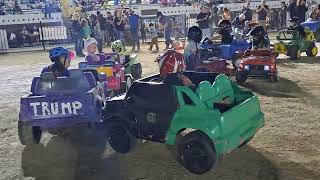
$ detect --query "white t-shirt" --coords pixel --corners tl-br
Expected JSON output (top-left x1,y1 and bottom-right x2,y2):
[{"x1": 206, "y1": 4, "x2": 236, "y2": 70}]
[{"x1": 183, "y1": 39, "x2": 198, "y2": 59}]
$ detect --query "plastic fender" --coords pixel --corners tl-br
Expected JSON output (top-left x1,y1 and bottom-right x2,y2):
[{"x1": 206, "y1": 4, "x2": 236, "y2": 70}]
[
  {"x1": 305, "y1": 29, "x2": 315, "y2": 41},
  {"x1": 274, "y1": 42, "x2": 287, "y2": 54},
  {"x1": 165, "y1": 112, "x2": 226, "y2": 155},
  {"x1": 97, "y1": 67, "x2": 113, "y2": 77}
]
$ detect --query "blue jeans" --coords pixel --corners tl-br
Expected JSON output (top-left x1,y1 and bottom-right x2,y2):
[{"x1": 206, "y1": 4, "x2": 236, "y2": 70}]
[
  {"x1": 74, "y1": 37, "x2": 83, "y2": 56},
  {"x1": 131, "y1": 30, "x2": 140, "y2": 50},
  {"x1": 164, "y1": 29, "x2": 173, "y2": 49},
  {"x1": 115, "y1": 30, "x2": 125, "y2": 42}
]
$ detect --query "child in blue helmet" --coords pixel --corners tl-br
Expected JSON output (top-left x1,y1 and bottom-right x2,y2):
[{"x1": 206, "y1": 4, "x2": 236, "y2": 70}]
[{"x1": 42, "y1": 47, "x2": 73, "y2": 77}]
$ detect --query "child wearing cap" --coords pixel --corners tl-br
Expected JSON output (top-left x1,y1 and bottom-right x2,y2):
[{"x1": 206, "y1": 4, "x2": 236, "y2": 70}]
[{"x1": 84, "y1": 37, "x2": 101, "y2": 62}]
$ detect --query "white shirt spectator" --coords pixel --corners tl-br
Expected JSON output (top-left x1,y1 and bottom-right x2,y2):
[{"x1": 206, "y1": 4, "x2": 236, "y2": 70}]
[{"x1": 6, "y1": 0, "x2": 15, "y2": 9}]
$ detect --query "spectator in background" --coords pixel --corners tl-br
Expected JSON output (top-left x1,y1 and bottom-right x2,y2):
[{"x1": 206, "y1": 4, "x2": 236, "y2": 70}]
[
  {"x1": 316, "y1": 4, "x2": 320, "y2": 18},
  {"x1": 71, "y1": 13, "x2": 85, "y2": 57},
  {"x1": 256, "y1": 0, "x2": 270, "y2": 31},
  {"x1": 29, "y1": 26, "x2": 40, "y2": 44},
  {"x1": 295, "y1": 0, "x2": 308, "y2": 23},
  {"x1": 279, "y1": 1, "x2": 288, "y2": 30},
  {"x1": 8, "y1": 32, "x2": 18, "y2": 47},
  {"x1": 93, "y1": 22, "x2": 104, "y2": 53},
  {"x1": 212, "y1": 4, "x2": 219, "y2": 27},
  {"x1": 148, "y1": 23, "x2": 159, "y2": 52},
  {"x1": 6, "y1": 0, "x2": 15, "y2": 15},
  {"x1": 20, "y1": 26, "x2": 30, "y2": 46},
  {"x1": 140, "y1": 20, "x2": 147, "y2": 43},
  {"x1": 222, "y1": 7, "x2": 231, "y2": 21},
  {"x1": 44, "y1": 0, "x2": 53, "y2": 18},
  {"x1": 308, "y1": 11, "x2": 318, "y2": 21},
  {"x1": 172, "y1": 16, "x2": 181, "y2": 40},
  {"x1": 157, "y1": 11, "x2": 174, "y2": 50},
  {"x1": 232, "y1": 14, "x2": 246, "y2": 29},
  {"x1": 128, "y1": 9, "x2": 140, "y2": 51},
  {"x1": 114, "y1": 9, "x2": 125, "y2": 44},
  {"x1": 288, "y1": 0, "x2": 297, "y2": 19},
  {"x1": 309, "y1": 1, "x2": 317, "y2": 15},
  {"x1": 197, "y1": 4, "x2": 211, "y2": 39},
  {"x1": 242, "y1": 0, "x2": 252, "y2": 22},
  {"x1": 97, "y1": 11, "x2": 107, "y2": 45},
  {"x1": 0, "y1": 8, "x2": 4, "y2": 16},
  {"x1": 81, "y1": 18, "x2": 92, "y2": 39},
  {"x1": 218, "y1": 6, "x2": 223, "y2": 19},
  {"x1": 13, "y1": 2, "x2": 22, "y2": 14},
  {"x1": 106, "y1": 11, "x2": 115, "y2": 44},
  {"x1": 0, "y1": 0, "x2": 5, "y2": 8}
]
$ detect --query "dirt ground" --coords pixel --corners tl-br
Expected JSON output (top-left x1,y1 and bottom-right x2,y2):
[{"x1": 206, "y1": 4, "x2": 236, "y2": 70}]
[{"x1": 0, "y1": 42, "x2": 320, "y2": 180}]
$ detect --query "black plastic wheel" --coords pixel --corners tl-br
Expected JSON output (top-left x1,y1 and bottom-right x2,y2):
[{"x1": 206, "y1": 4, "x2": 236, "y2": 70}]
[
  {"x1": 18, "y1": 121, "x2": 42, "y2": 145},
  {"x1": 315, "y1": 29, "x2": 320, "y2": 42},
  {"x1": 106, "y1": 121, "x2": 135, "y2": 154},
  {"x1": 306, "y1": 43, "x2": 318, "y2": 57},
  {"x1": 236, "y1": 71, "x2": 247, "y2": 83},
  {"x1": 177, "y1": 131, "x2": 217, "y2": 174},
  {"x1": 131, "y1": 63, "x2": 142, "y2": 80},
  {"x1": 270, "y1": 74, "x2": 279, "y2": 83},
  {"x1": 287, "y1": 46, "x2": 300, "y2": 60}
]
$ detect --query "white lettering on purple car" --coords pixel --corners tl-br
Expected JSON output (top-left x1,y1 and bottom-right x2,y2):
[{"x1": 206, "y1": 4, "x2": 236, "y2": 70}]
[{"x1": 30, "y1": 101, "x2": 83, "y2": 116}]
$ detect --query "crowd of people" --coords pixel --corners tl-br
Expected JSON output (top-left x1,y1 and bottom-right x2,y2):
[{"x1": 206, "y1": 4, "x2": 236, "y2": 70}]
[
  {"x1": 4, "y1": 0, "x2": 320, "y2": 53},
  {"x1": 70, "y1": 9, "x2": 144, "y2": 56},
  {"x1": 194, "y1": 0, "x2": 318, "y2": 37},
  {"x1": 70, "y1": 7, "x2": 185, "y2": 56},
  {"x1": 0, "y1": 0, "x2": 22, "y2": 15},
  {"x1": 0, "y1": 0, "x2": 61, "y2": 17}
]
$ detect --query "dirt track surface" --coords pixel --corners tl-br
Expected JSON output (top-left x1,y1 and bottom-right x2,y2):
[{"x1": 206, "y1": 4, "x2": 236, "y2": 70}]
[{"x1": 0, "y1": 44, "x2": 320, "y2": 180}]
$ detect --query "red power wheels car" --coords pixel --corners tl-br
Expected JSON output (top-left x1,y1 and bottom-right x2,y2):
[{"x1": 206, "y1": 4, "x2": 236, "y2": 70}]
[{"x1": 235, "y1": 49, "x2": 279, "y2": 83}]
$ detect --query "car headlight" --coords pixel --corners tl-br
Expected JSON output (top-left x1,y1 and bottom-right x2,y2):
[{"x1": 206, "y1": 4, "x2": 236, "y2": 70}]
[
  {"x1": 244, "y1": 65, "x2": 249, "y2": 70},
  {"x1": 264, "y1": 65, "x2": 270, "y2": 71}
]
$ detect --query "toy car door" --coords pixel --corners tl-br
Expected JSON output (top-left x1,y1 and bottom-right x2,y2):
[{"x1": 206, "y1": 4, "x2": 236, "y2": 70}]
[{"x1": 126, "y1": 82, "x2": 178, "y2": 142}]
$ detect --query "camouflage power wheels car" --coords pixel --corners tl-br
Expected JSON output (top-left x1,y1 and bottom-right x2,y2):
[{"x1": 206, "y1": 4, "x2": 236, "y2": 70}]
[{"x1": 103, "y1": 72, "x2": 265, "y2": 174}]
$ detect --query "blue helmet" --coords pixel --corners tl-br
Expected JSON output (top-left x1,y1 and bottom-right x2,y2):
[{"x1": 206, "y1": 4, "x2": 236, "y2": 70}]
[{"x1": 49, "y1": 47, "x2": 70, "y2": 62}]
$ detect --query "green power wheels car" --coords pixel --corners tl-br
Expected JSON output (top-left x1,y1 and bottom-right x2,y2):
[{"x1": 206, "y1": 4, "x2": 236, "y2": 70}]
[
  {"x1": 103, "y1": 72, "x2": 265, "y2": 174},
  {"x1": 274, "y1": 29, "x2": 318, "y2": 60}
]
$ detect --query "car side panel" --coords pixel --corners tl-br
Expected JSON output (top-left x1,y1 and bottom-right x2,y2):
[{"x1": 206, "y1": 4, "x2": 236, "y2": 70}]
[
  {"x1": 19, "y1": 92, "x2": 101, "y2": 129},
  {"x1": 219, "y1": 96, "x2": 264, "y2": 152},
  {"x1": 125, "y1": 82, "x2": 179, "y2": 142}
]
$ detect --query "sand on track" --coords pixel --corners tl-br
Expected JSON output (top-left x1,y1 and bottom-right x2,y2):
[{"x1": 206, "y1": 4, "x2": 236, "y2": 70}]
[{"x1": 0, "y1": 44, "x2": 319, "y2": 180}]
